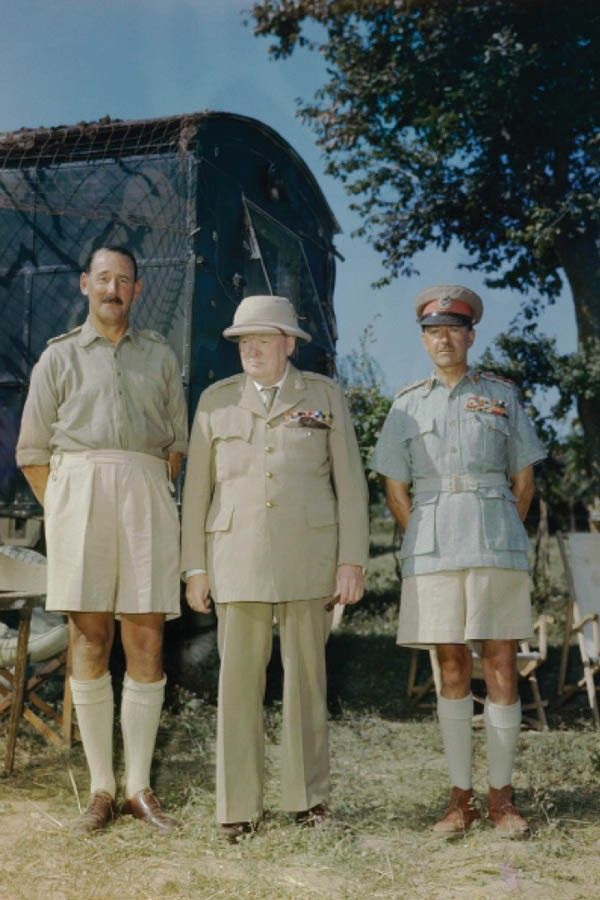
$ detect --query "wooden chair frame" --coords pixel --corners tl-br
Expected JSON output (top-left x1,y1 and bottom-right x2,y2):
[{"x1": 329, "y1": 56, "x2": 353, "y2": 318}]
[
  {"x1": 556, "y1": 532, "x2": 600, "y2": 728},
  {"x1": 407, "y1": 614, "x2": 553, "y2": 731}
]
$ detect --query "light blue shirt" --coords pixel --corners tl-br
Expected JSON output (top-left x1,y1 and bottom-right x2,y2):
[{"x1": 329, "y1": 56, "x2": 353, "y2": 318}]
[{"x1": 370, "y1": 369, "x2": 546, "y2": 576}]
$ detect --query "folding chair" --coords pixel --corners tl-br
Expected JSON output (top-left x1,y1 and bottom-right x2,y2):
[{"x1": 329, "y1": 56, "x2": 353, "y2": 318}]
[
  {"x1": 408, "y1": 614, "x2": 553, "y2": 731},
  {"x1": 0, "y1": 545, "x2": 74, "y2": 774},
  {"x1": 557, "y1": 532, "x2": 600, "y2": 727}
]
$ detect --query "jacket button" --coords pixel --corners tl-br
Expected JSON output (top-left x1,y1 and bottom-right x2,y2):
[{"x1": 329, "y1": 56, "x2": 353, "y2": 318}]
[
  {"x1": 266, "y1": 422, "x2": 272, "y2": 429},
  {"x1": 265, "y1": 471, "x2": 273, "y2": 478},
  {"x1": 265, "y1": 445, "x2": 274, "y2": 453},
  {"x1": 266, "y1": 501, "x2": 273, "y2": 508}
]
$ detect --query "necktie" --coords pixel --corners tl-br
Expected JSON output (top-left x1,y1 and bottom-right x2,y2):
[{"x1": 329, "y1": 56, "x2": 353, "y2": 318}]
[{"x1": 261, "y1": 386, "x2": 277, "y2": 411}]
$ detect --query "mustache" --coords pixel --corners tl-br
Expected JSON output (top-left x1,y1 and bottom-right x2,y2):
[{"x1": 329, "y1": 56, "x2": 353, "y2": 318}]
[{"x1": 102, "y1": 297, "x2": 123, "y2": 305}]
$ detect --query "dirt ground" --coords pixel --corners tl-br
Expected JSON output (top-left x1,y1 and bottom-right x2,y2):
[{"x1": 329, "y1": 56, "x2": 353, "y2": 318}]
[
  {"x1": 2, "y1": 529, "x2": 599, "y2": 899},
  {"x1": 2, "y1": 655, "x2": 600, "y2": 900}
]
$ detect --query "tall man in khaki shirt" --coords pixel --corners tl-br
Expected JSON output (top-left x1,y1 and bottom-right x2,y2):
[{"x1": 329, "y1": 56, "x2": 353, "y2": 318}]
[
  {"x1": 16, "y1": 245, "x2": 188, "y2": 834},
  {"x1": 181, "y1": 295, "x2": 369, "y2": 841}
]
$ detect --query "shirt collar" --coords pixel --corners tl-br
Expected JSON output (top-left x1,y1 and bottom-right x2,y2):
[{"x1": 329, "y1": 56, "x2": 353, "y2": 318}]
[
  {"x1": 424, "y1": 367, "x2": 477, "y2": 396},
  {"x1": 78, "y1": 317, "x2": 141, "y2": 348},
  {"x1": 252, "y1": 363, "x2": 289, "y2": 395}
]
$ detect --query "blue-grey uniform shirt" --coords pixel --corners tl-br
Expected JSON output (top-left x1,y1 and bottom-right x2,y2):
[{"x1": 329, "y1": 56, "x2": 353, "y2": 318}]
[{"x1": 370, "y1": 369, "x2": 545, "y2": 576}]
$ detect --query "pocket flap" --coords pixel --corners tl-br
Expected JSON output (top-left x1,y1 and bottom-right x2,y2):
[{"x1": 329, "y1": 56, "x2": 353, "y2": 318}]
[
  {"x1": 473, "y1": 412, "x2": 510, "y2": 435},
  {"x1": 306, "y1": 503, "x2": 338, "y2": 527},
  {"x1": 206, "y1": 505, "x2": 233, "y2": 533},
  {"x1": 211, "y1": 408, "x2": 253, "y2": 442}
]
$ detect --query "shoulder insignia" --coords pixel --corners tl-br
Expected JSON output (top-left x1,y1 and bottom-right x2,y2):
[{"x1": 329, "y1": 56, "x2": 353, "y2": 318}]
[
  {"x1": 300, "y1": 371, "x2": 334, "y2": 386},
  {"x1": 395, "y1": 377, "x2": 430, "y2": 399},
  {"x1": 46, "y1": 325, "x2": 82, "y2": 345},
  {"x1": 140, "y1": 329, "x2": 167, "y2": 344},
  {"x1": 479, "y1": 371, "x2": 515, "y2": 388}
]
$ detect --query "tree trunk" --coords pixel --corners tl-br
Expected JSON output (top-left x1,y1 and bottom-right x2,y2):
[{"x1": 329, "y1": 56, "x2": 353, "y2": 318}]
[{"x1": 554, "y1": 229, "x2": 600, "y2": 481}]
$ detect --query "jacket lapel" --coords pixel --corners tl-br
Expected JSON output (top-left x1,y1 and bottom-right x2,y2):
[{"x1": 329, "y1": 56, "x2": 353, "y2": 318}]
[
  {"x1": 270, "y1": 365, "x2": 307, "y2": 420},
  {"x1": 239, "y1": 375, "x2": 267, "y2": 418}
]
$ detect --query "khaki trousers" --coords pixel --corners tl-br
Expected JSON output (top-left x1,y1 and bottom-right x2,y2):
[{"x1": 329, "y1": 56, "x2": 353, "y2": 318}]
[{"x1": 216, "y1": 597, "x2": 330, "y2": 824}]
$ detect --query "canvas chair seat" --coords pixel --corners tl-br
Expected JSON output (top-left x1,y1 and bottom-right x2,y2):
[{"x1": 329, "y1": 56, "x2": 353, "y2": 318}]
[
  {"x1": 0, "y1": 545, "x2": 74, "y2": 774},
  {"x1": 557, "y1": 532, "x2": 600, "y2": 727}
]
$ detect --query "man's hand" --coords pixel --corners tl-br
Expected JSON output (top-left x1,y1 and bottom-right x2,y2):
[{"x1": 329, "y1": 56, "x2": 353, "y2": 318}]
[
  {"x1": 186, "y1": 572, "x2": 212, "y2": 614},
  {"x1": 168, "y1": 451, "x2": 184, "y2": 482},
  {"x1": 21, "y1": 464, "x2": 50, "y2": 506},
  {"x1": 333, "y1": 564, "x2": 365, "y2": 606}
]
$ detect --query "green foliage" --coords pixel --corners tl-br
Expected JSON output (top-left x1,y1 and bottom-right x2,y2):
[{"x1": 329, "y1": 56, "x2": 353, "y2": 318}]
[
  {"x1": 480, "y1": 324, "x2": 600, "y2": 517},
  {"x1": 339, "y1": 321, "x2": 392, "y2": 505},
  {"x1": 252, "y1": 0, "x2": 600, "y2": 479},
  {"x1": 252, "y1": 0, "x2": 600, "y2": 295}
]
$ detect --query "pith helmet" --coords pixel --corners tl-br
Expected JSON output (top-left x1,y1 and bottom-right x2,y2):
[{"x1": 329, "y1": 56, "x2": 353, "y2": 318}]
[
  {"x1": 415, "y1": 285, "x2": 483, "y2": 326},
  {"x1": 222, "y1": 295, "x2": 311, "y2": 343}
]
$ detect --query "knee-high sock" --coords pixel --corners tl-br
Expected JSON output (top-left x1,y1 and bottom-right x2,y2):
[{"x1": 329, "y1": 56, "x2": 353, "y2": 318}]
[
  {"x1": 484, "y1": 698, "x2": 522, "y2": 789},
  {"x1": 120, "y1": 673, "x2": 166, "y2": 799},
  {"x1": 437, "y1": 694, "x2": 474, "y2": 790},
  {"x1": 70, "y1": 671, "x2": 116, "y2": 798}
]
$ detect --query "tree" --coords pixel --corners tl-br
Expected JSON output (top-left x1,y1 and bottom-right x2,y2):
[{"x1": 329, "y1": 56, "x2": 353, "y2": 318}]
[
  {"x1": 338, "y1": 321, "x2": 392, "y2": 508},
  {"x1": 251, "y1": 0, "x2": 600, "y2": 478}
]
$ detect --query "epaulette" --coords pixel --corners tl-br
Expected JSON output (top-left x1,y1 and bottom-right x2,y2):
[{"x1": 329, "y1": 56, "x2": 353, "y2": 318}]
[
  {"x1": 479, "y1": 371, "x2": 515, "y2": 388},
  {"x1": 140, "y1": 329, "x2": 167, "y2": 344},
  {"x1": 202, "y1": 373, "x2": 244, "y2": 394},
  {"x1": 302, "y1": 371, "x2": 334, "y2": 386},
  {"x1": 395, "y1": 377, "x2": 430, "y2": 399},
  {"x1": 46, "y1": 325, "x2": 82, "y2": 346}
]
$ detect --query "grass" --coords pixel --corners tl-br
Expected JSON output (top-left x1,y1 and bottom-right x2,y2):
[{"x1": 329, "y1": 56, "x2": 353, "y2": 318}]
[{"x1": 1, "y1": 518, "x2": 600, "y2": 899}]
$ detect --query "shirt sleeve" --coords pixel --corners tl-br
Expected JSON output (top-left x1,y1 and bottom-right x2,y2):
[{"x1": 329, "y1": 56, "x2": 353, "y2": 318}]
[
  {"x1": 507, "y1": 396, "x2": 546, "y2": 475},
  {"x1": 164, "y1": 350, "x2": 188, "y2": 455},
  {"x1": 15, "y1": 351, "x2": 59, "y2": 466},
  {"x1": 369, "y1": 403, "x2": 414, "y2": 483}
]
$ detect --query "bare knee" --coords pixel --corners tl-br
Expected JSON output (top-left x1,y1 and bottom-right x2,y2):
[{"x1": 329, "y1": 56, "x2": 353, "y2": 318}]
[
  {"x1": 481, "y1": 640, "x2": 518, "y2": 704},
  {"x1": 69, "y1": 613, "x2": 114, "y2": 679},
  {"x1": 121, "y1": 614, "x2": 165, "y2": 682},
  {"x1": 436, "y1": 644, "x2": 472, "y2": 699}
]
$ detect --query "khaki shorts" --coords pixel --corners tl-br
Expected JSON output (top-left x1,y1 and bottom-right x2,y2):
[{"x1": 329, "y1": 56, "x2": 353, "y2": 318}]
[
  {"x1": 44, "y1": 450, "x2": 181, "y2": 619},
  {"x1": 398, "y1": 567, "x2": 532, "y2": 646}
]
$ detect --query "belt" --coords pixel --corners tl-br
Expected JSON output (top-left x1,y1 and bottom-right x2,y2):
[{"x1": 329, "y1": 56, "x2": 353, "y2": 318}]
[{"x1": 413, "y1": 474, "x2": 507, "y2": 493}]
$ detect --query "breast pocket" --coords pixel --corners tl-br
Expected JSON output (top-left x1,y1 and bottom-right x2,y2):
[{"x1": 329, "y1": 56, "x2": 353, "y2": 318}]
[
  {"x1": 211, "y1": 409, "x2": 254, "y2": 480},
  {"x1": 469, "y1": 413, "x2": 510, "y2": 468},
  {"x1": 283, "y1": 425, "x2": 329, "y2": 467},
  {"x1": 400, "y1": 493, "x2": 438, "y2": 559},
  {"x1": 409, "y1": 418, "x2": 437, "y2": 472}
]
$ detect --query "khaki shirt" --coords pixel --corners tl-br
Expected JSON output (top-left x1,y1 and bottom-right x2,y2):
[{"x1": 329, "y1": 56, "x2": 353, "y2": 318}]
[
  {"x1": 16, "y1": 318, "x2": 188, "y2": 465},
  {"x1": 181, "y1": 365, "x2": 369, "y2": 604},
  {"x1": 371, "y1": 369, "x2": 545, "y2": 575}
]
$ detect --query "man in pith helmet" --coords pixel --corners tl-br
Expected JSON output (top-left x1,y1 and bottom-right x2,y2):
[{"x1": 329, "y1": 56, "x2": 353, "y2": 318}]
[{"x1": 181, "y1": 294, "x2": 369, "y2": 841}]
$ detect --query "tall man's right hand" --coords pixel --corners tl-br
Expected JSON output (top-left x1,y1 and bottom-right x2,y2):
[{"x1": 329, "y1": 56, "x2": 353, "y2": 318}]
[{"x1": 186, "y1": 573, "x2": 212, "y2": 614}]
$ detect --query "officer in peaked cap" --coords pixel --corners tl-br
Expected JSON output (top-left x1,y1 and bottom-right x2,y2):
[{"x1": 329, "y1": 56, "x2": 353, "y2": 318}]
[
  {"x1": 415, "y1": 285, "x2": 483, "y2": 326},
  {"x1": 181, "y1": 294, "x2": 369, "y2": 841},
  {"x1": 371, "y1": 284, "x2": 545, "y2": 837}
]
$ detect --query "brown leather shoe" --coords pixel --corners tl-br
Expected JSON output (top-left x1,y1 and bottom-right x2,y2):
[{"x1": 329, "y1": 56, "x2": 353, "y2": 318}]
[
  {"x1": 220, "y1": 821, "x2": 253, "y2": 843},
  {"x1": 73, "y1": 790, "x2": 117, "y2": 834},
  {"x1": 432, "y1": 787, "x2": 481, "y2": 836},
  {"x1": 295, "y1": 803, "x2": 330, "y2": 827},
  {"x1": 487, "y1": 785, "x2": 529, "y2": 836},
  {"x1": 121, "y1": 789, "x2": 181, "y2": 834}
]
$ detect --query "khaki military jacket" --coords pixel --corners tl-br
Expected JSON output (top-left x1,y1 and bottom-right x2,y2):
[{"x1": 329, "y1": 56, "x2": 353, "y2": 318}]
[{"x1": 181, "y1": 365, "x2": 369, "y2": 604}]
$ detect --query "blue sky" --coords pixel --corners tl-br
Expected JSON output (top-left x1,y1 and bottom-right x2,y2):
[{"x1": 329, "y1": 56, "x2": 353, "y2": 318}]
[{"x1": 0, "y1": 0, "x2": 576, "y2": 393}]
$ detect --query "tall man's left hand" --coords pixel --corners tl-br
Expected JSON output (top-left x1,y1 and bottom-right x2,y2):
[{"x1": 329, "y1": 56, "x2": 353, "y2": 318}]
[{"x1": 333, "y1": 564, "x2": 365, "y2": 606}]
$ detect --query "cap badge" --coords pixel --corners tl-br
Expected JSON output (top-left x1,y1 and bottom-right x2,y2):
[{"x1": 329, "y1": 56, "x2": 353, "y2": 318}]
[{"x1": 438, "y1": 295, "x2": 453, "y2": 309}]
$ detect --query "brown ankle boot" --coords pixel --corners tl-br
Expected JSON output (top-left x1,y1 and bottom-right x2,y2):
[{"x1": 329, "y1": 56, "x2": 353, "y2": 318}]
[
  {"x1": 432, "y1": 786, "x2": 481, "y2": 835},
  {"x1": 487, "y1": 785, "x2": 529, "y2": 836}
]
